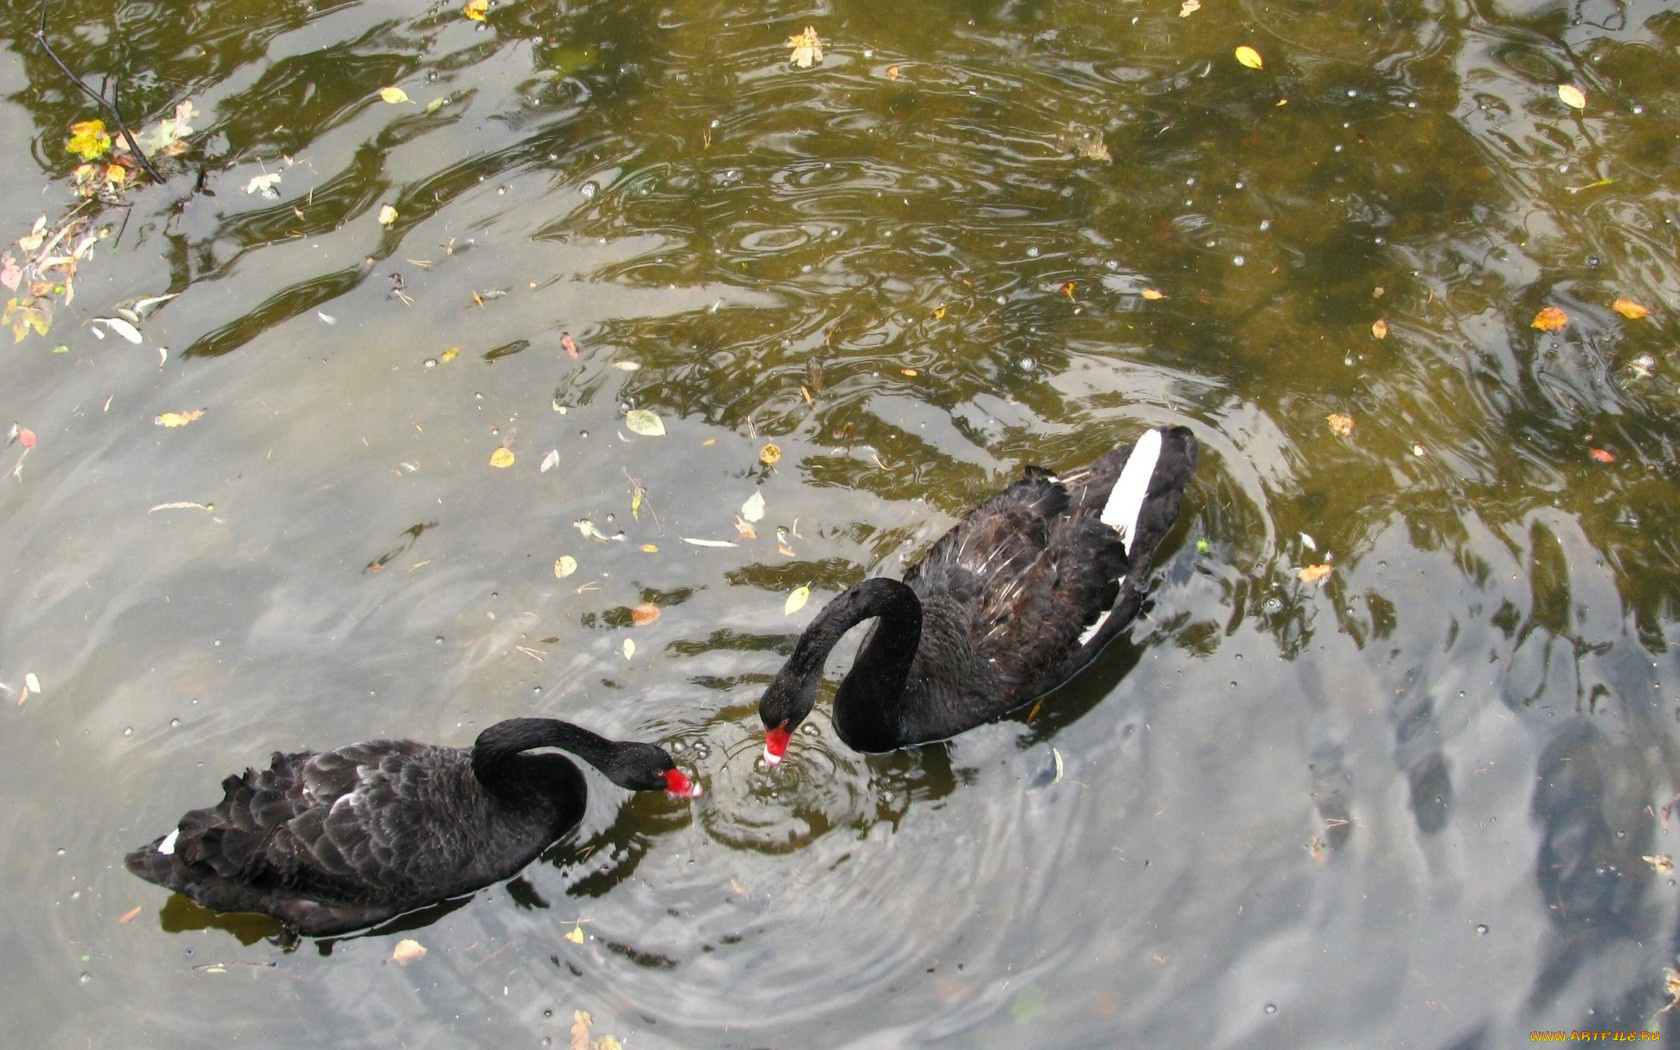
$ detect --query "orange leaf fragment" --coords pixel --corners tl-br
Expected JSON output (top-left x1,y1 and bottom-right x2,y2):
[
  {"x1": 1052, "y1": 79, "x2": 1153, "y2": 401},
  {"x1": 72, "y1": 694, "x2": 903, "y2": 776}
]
[
  {"x1": 1371, "y1": 318, "x2": 1388, "y2": 339},
  {"x1": 118, "y1": 905, "x2": 143, "y2": 923},
  {"x1": 1059, "y1": 281, "x2": 1076, "y2": 299},
  {"x1": 1326, "y1": 413, "x2": 1354, "y2": 438},
  {"x1": 1297, "y1": 563, "x2": 1333, "y2": 584},
  {"x1": 1140, "y1": 288, "x2": 1165, "y2": 301},
  {"x1": 885, "y1": 65, "x2": 899, "y2": 81},
  {"x1": 1588, "y1": 447, "x2": 1615, "y2": 464},
  {"x1": 759, "y1": 443, "x2": 782, "y2": 468},
  {"x1": 630, "y1": 603, "x2": 660, "y2": 626},
  {"x1": 1531, "y1": 305, "x2": 1569, "y2": 331},
  {"x1": 1612, "y1": 298, "x2": 1650, "y2": 320},
  {"x1": 561, "y1": 332, "x2": 578, "y2": 357}
]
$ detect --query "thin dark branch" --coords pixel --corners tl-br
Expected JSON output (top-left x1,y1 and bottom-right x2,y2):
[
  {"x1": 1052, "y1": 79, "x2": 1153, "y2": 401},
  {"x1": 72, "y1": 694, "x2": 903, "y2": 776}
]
[{"x1": 32, "y1": 0, "x2": 166, "y2": 185}]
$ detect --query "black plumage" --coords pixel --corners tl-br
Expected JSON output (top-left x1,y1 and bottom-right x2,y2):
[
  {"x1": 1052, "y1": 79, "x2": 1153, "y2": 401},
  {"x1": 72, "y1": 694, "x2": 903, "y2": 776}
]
[
  {"x1": 759, "y1": 426, "x2": 1199, "y2": 757},
  {"x1": 125, "y1": 717, "x2": 699, "y2": 936}
]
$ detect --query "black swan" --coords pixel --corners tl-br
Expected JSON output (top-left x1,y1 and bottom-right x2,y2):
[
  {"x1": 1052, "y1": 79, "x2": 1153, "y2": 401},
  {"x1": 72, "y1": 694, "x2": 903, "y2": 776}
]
[
  {"x1": 759, "y1": 425, "x2": 1198, "y2": 759},
  {"x1": 125, "y1": 717, "x2": 700, "y2": 936}
]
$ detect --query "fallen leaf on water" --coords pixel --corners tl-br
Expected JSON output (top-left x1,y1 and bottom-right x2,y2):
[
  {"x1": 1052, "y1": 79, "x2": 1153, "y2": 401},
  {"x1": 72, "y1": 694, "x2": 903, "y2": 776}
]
[
  {"x1": 1645, "y1": 854, "x2": 1674, "y2": 876},
  {"x1": 379, "y1": 86, "x2": 410, "y2": 104},
  {"x1": 392, "y1": 939, "x2": 427, "y2": 965},
  {"x1": 1179, "y1": 0, "x2": 1200, "y2": 14},
  {"x1": 1059, "y1": 281, "x2": 1076, "y2": 299},
  {"x1": 561, "y1": 332, "x2": 578, "y2": 358},
  {"x1": 900, "y1": 368, "x2": 918, "y2": 377},
  {"x1": 118, "y1": 905, "x2": 143, "y2": 923},
  {"x1": 574, "y1": 519, "x2": 613, "y2": 542},
  {"x1": 1531, "y1": 305, "x2": 1569, "y2": 331},
  {"x1": 597, "y1": 1037, "x2": 624, "y2": 1050},
  {"x1": 1326, "y1": 413, "x2": 1354, "y2": 438},
  {"x1": 1613, "y1": 298, "x2": 1650, "y2": 320},
  {"x1": 759, "y1": 443, "x2": 782, "y2": 468},
  {"x1": 785, "y1": 585, "x2": 810, "y2": 616},
  {"x1": 554, "y1": 555, "x2": 578, "y2": 578},
  {"x1": 155, "y1": 410, "x2": 205, "y2": 427},
  {"x1": 1556, "y1": 83, "x2": 1586, "y2": 110},
  {"x1": 439, "y1": 347, "x2": 459, "y2": 363},
  {"x1": 244, "y1": 172, "x2": 281, "y2": 196},
  {"x1": 25, "y1": 672, "x2": 41, "y2": 694},
  {"x1": 540, "y1": 449, "x2": 560, "y2": 473},
  {"x1": 95, "y1": 316, "x2": 144, "y2": 343},
  {"x1": 611, "y1": 361, "x2": 641, "y2": 371},
  {"x1": 377, "y1": 204, "x2": 398, "y2": 226},
  {"x1": 570, "y1": 1010, "x2": 592, "y2": 1050},
  {"x1": 631, "y1": 603, "x2": 661, "y2": 626},
  {"x1": 1235, "y1": 45, "x2": 1264, "y2": 70},
  {"x1": 1662, "y1": 968, "x2": 1680, "y2": 1016},
  {"x1": 640, "y1": 543, "x2": 658, "y2": 553},
  {"x1": 735, "y1": 516, "x2": 758, "y2": 541},
  {"x1": 66, "y1": 119, "x2": 112, "y2": 161},
  {"x1": 18, "y1": 427, "x2": 37, "y2": 449},
  {"x1": 1371, "y1": 318, "x2": 1388, "y2": 339},
  {"x1": 1588, "y1": 447, "x2": 1615, "y2": 463},
  {"x1": 682, "y1": 537, "x2": 737, "y2": 548},
  {"x1": 625, "y1": 409, "x2": 666, "y2": 436},
  {"x1": 1297, "y1": 563, "x2": 1333, "y2": 584},
  {"x1": 621, "y1": 638, "x2": 635, "y2": 659},
  {"x1": 885, "y1": 65, "x2": 899, "y2": 80},
  {"x1": 741, "y1": 490, "x2": 766, "y2": 522},
  {"x1": 565, "y1": 925, "x2": 585, "y2": 945},
  {"x1": 931, "y1": 303, "x2": 946, "y2": 320},
  {"x1": 1140, "y1": 288, "x2": 1165, "y2": 301},
  {"x1": 489, "y1": 447, "x2": 515, "y2": 468},
  {"x1": 463, "y1": 0, "x2": 488, "y2": 20},
  {"x1": 786, "y1": 25, "x2": 823, "y2": 69}
]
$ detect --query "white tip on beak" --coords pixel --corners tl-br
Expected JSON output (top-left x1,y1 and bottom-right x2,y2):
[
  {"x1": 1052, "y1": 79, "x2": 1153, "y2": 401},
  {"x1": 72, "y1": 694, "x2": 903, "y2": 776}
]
[{"x1": 762, "y1": 746, "x2": 783, "y2": 767}]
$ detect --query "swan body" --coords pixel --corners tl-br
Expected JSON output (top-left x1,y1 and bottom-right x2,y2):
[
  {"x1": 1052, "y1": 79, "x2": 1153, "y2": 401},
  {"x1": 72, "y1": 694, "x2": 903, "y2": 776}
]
[
  {"x1": 125, "y1": 717, "x2": 698, "y2": 936},
  {"x1": 759, "y1": 426, "x2": 1198, "y2": 758}
]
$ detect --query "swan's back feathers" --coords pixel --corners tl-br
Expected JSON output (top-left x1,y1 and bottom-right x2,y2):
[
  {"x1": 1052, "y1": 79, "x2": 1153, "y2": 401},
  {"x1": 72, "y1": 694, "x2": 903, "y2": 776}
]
[{"x1": 125, "y1": 737, "x2": 588, "y2": 935}]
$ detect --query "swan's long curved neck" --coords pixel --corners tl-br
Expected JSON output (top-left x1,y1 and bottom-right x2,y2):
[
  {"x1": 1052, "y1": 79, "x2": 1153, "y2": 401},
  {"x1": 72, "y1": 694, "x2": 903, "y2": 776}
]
[
  {"x1": 470, "y1": 718, "x2": 606, "y2": 793},
  {"x1": 762, "y1": 578, "x2": 922, "y2": 739}
]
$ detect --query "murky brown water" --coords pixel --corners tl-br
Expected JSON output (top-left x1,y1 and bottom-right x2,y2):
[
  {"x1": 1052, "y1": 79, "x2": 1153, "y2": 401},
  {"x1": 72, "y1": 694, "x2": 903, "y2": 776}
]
[{"x1": 3, "y1": 0, "x2": 1679, "y2": 1045}]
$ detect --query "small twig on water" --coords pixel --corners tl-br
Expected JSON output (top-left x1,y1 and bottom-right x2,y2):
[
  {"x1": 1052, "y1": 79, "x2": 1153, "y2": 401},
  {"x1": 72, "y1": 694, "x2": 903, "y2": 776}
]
[{"x1": 32, "y1": 0, "x2": 166, "y2": 184}]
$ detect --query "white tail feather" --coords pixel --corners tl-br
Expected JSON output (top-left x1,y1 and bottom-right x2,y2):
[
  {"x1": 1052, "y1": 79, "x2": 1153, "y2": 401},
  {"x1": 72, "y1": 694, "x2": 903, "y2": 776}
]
[
  {"x1": 1077, "y1": 609, "x2": 1111, "y2": 647},
  {"x1": 1101, "y1": 428, "x2": 1163, "y2": 555}
]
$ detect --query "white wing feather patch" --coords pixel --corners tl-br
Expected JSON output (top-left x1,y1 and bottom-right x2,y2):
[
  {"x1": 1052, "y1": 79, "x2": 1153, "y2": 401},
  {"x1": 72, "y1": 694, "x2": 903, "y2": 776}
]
[
  {"x1": 1102, "y1": 428, "x2": 1163, "y2": 554},
  {"x1": 1077, "y1": 609, "x2": 1111, "y2": 647},
  {"x1": 158, "y1": 828, "x2": 180, "y2": 855}
]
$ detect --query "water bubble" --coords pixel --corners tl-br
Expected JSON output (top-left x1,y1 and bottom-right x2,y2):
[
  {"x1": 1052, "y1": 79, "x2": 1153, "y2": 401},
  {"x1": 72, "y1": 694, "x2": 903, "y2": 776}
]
[
  {"x1": 79, "y1": 973, "x2": 91, "y2": 985},
  {"x1": 580, "y1": 182, "x2": 598, "y2": 200},
  {"x1": 1264, "y1": 1003, "x2": 1277, "y2": 1014},
  {"x1": 1263, "y1": 597, "x2": 1285, "y2": 614},
  {"x1": 1026, "y1": 246, "x2": 1039, "y2": 258},
  {"x1": 56, "y1": 848, "x2": 65, "y2": 857},
  {"x1": 1018, "y1": 356, "x2": 1037, "y2": 373},
  {"x1": 435, "y1": 636, "x2": 445, "y2": 645},
  {"x1": 1259, "y1": 219, "x2": 1271, "y2": 231},
  {"x1": 1476, "y1": 924, "x2": 1488, "y2": 935},
  {"x1": 123, "y1": 727, "x2": 133, "y2": 737},
  {"x1": 424, "y1": 358, "x2": 437, "y2": 368},
  {"x1": 169, "y1": 718, "x2": 180, "y2": 728},
  {"x1": 1232, "y1": 255, "x2": 1245, "y2": 266},
  {"x1": 543, "y1": 1009, "x2": 553, "y2": 1019}
]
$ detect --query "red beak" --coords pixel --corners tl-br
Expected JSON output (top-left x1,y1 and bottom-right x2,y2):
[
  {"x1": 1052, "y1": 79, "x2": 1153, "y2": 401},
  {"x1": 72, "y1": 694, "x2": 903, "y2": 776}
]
[
  {"x1": 664, "y1": 768, "x2": 702, "y2": 798},
  {"x1": 763, "y1": 725, "x2": 792, "y2": 766}
]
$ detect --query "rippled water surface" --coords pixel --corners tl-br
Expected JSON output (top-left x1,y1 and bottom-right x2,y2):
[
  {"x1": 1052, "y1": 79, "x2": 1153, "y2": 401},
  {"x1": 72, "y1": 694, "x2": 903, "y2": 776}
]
[{"x1": 3, "y1": 0, "x2": 1679, "y2": 1045}]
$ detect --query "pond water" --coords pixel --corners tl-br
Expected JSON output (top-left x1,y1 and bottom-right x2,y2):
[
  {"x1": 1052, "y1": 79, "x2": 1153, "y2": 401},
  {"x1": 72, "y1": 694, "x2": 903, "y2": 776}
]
[{"x1": 2, "y1": 0, "x2": 1679, "y2": 1045}]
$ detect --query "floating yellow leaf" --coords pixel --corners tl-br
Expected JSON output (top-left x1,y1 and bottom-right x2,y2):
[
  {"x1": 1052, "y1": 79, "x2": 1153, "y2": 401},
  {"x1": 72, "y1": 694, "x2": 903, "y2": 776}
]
[
  {"x1": 1613, "y1": 298, "x2": 1650, "y2": 320},
  {"x1": 377, "y1": 204, "x2": 398, "y2": 226},
  {"x1": 625, "y1": 408, "x2": 666, "y2": 436},
  {"x1": 66, "y1": 119, "x2": 112, "y2": 161},
  {"x1": 759, "y1": 442, "x2": 782, "y2": 467},
  {"x1": 1371, "y1": 318, "x2": 1388, "y2": 339},
  {"x1": 785, "y1": 585, "x2": 811, "y2": 616},
  {"x1": 630, "y1": 603, "x2": 661, "y2": 626},
  {"x1": 565, "y1": 925, "x2": 585, "y2": 945},
  {"x1": 392, "y1": 939, "x2": 427, "y2": 965},
  {"x1": 640, "y1": 543, "x2": 658, "y2": 553},
  {"x1": 554, "y1": 555, "x2": 578, "y2": 578},
  {"x1": 463, "y1": 0, "x2": 488, "y2": 20},
  {"x1": 1556, "y1": 84, "x2": 1586, "y2": 110},
  {"x1": 1179, "y1": 0, "x2": 1200, "y2": 13},
  {"x1": 786, "y1": 25, "x2": 823, "y2": 69},
  {"x1": 154, "y1": 410, "x2": 205, "y2": 427},
  {"x1": 1531, "y1": 305, "x2": 1569, "y2": 331},
  {"x1": 489, "y1": 447, "x2": 515, "y2": 468},
  {"x1": 379, "y1": 86, "x2": 410, "y2": 104},
  {"x1": 1326, "y1": 413, "x2": 1354, "y2": 438},
  {"x1": 1645, "y1": 854, "x2": 1674, "y2": 876},
  {"x1": 931, "y1": 303, "x2": 946, "y2": 320},
  {"x1": 439, "y1": 347, "x2": 458, "y2": 363},
  {"x1": 901, "y1": 368, "x2": 918, "y2": 377},
  {"x1": 1140, "y1": 288, "x2": 1165, "y2": 300},
  {"x1": 885, "y1": 65, "x2": 899, "y2": 80},
  {"x1": 1297, "y1": 563, "x2": 1333, "y2": 584},
  {"x1": 1235, "y1": 46, "x2": 1264, "y2": 70}
]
